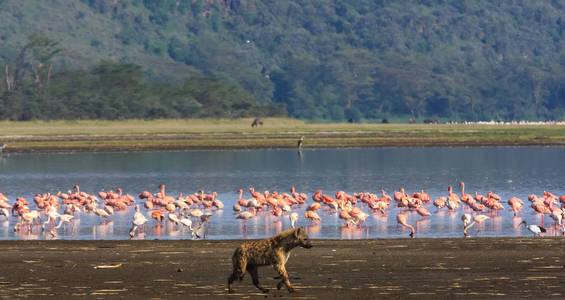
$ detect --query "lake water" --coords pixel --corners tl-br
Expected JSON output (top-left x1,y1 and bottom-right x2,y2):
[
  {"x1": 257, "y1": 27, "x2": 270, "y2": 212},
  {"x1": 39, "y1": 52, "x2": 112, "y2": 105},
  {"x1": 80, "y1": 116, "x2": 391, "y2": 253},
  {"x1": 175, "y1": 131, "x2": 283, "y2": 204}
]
[{"x1": 0, "y1": 147, "x2": 563, "y2": 240}]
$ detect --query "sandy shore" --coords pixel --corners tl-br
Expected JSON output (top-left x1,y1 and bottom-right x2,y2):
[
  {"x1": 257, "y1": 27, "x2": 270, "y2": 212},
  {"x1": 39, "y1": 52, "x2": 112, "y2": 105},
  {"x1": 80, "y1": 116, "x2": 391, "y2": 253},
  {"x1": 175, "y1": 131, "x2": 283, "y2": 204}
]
[{"x1": 1, "y1": 238, "x2": 564, "y2": 299}]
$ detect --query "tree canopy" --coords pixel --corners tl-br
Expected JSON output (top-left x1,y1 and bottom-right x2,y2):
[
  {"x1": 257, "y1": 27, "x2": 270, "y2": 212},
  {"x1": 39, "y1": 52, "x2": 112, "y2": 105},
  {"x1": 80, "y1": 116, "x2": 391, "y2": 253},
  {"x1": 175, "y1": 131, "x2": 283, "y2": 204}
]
[{"x1": 2, "y1": 0, "x2": 565, "y2": 121}]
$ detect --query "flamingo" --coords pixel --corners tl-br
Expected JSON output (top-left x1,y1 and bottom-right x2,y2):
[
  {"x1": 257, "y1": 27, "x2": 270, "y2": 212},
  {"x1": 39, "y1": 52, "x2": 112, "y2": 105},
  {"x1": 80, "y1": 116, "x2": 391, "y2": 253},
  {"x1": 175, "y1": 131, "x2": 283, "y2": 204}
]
[
  {"x1": 54, "y1": 214, "x2": 74, "y2": 229},
  {"x1": 158, "y1": 184, "x2": 175, "y2": 204},
  {"x1": 396, "y1": 213, "x2": 415, "y2": 238},
  {"x1": 459, "y1": 182, "x2": 472, "y2": 203},
  {"x1": 175, "y1": 200, "x2": 191, "y2": 215},
  {"x1": 129, "y1": 214, "x2": 148, "y2": 238},
  {"x1": 354, "y1": 212, "x2": 369, "y2": 229},
  {"x1": 549, "y1": 210, "x2": 563, "y2": 228},
  {"x1": 168, "y1": 213, "x2": 180, "y2": 225},
  {"x1": 447, "y1": 185, "x2": 460, "y2": 209},
  {"x1": 463, "y1": 214, "x2": 489, "y2": 237},
  {"x1": 339, "y1": 209, "x2": 352, "y2": 222},
  {"x1": 249, "y1": 187, "x2": 265, "y2": 203},
  {"x1": 531, "y1": 201, "x2": 551, "y2": 227},
  {"x1": 304, "y1": 210, "x2": 321, "y2": 223},
  {"x1": 507, "y1": 197, "x2": 523, "y2": 216},
  {"x1": 289, "y1": 212, "x2": 298, "y2": 228},
  {"x1": 461, "y1": 213, "x2": 472, "y2": 228},
  {"x1": 312, "y1": 190, "x2": 323, "y2": 202},
  {"x1": 42, "y1": 207, "x2": 60, "y2": 231},
  {"x1": 307, "y1": 203, "x2": 322, "y2": 211},
  {"x1": 433, "y1": 197, "x2": 446, "y2": 209},
  {"x1": 94, "y1": 208, "x2": 110, "y2": 219},
  {"x1": 179, "y1": 218, "x2": 193, "y2": 231},
  {"x1": 236, "y1": 211, "x2": 255, "y2": 231},
  {"x1": 379, "y1": 189, "x2": 392, "y2": 203},
  {"x1": 151, "y1": 211, "x2": 165, "y2": 223},
  {"x1": 416, "y1": 207, "x2": 431, "y2": 218},
  {"x1": 394, "y1": 188, "x2": 406, "y2": 202},
  {"x1": 190, "y1": 209, "x2": 204, "y2": 218}
]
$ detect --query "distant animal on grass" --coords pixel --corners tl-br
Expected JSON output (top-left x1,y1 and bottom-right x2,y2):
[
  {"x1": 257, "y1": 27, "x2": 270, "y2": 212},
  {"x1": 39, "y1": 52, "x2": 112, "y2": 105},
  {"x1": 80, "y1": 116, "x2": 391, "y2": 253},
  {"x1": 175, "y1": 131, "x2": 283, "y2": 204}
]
[
  {"x1": 228, "y1": 227, "x2": 312, "y2": 294},
  {"x1": 251, "y1": 118, "x2": 263, "y2": 127}
]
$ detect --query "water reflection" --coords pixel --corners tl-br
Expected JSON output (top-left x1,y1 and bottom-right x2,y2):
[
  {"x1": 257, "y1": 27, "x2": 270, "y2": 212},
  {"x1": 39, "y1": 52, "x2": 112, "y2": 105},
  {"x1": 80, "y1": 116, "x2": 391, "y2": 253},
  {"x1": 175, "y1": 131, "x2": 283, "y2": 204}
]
[{"x1": 0, "y1": 147, "x2": 564, "y2": 240}]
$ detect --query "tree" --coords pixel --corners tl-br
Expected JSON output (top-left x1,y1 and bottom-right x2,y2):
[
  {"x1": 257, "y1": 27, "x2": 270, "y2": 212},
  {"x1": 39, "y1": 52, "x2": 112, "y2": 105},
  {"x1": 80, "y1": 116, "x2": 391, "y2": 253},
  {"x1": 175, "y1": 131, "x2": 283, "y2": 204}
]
[
  {"x1": 328, "y1": 49, "x2": 376, "y2": 109},
  {"x1": 10, "y1": 34, "x2": 62, "y2": 91}
]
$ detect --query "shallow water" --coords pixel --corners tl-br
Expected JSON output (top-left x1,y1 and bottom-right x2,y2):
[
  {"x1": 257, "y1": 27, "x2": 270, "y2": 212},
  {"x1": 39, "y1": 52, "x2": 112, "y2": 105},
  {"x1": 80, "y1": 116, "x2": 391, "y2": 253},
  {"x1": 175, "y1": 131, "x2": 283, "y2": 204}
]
[{"x1": 0, "y1": 147, "x2": 563, "y2": 240}]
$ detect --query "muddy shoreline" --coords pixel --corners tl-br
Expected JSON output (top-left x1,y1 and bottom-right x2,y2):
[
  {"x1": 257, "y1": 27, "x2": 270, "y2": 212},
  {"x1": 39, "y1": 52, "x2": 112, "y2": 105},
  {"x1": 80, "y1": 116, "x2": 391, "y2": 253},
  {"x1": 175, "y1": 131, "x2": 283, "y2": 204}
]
[
  {"x1": 2, "y1": 238, "x2": 564, "y2": 299},
  {"x1": 2, "y1": 136, "x2": 564, "y2": 153}
]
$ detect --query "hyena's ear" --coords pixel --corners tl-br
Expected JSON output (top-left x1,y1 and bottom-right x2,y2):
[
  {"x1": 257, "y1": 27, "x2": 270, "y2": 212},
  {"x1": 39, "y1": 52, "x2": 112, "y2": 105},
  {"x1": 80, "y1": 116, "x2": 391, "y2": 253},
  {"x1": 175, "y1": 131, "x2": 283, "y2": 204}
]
[{"x1": 294, "y1": 227, "x2": 303, "y2": 237}]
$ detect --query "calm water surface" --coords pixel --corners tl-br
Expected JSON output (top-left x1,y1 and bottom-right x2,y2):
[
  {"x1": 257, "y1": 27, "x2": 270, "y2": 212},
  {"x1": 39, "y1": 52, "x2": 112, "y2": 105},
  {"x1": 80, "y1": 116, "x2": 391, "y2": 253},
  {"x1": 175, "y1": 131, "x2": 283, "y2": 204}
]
[{"x1": 0, "y1": 147, "x2": 563, "y2": 240}]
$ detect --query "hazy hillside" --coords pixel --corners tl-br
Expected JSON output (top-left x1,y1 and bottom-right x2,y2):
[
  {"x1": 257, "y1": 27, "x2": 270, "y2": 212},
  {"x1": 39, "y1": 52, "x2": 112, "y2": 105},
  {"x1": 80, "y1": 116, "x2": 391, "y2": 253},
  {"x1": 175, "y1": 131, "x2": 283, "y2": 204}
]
[{"x1": 1, "y1": 0, "x2": 565, "y2": 121}]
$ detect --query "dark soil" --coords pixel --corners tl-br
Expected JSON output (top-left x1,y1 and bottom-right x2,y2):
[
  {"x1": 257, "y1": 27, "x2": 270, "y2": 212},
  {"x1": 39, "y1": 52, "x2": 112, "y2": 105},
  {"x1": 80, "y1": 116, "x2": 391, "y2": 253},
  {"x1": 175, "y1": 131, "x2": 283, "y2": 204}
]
[{"x1": 1, "y1": 238, "x2": 564, "y2": 299}]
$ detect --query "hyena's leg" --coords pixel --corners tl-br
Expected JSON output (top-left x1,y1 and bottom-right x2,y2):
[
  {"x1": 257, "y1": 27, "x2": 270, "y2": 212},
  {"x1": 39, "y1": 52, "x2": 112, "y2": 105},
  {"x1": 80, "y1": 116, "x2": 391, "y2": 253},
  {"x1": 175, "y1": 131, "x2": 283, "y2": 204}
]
[
  {"x1": 228, "y1": 256, "x2": 246, "y2": 293},
  {"x1": 274, "y1": 264, "x2": 295, "y2": 293},
  {"x1": 248, "y1": 266, "x2": 269, "y2": 293}
]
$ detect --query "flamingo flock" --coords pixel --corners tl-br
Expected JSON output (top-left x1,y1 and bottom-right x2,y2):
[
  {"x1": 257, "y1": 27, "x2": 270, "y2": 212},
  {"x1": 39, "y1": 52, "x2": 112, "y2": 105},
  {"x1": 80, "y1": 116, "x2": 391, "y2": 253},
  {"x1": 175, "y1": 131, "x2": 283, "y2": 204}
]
[
  {"x1": 228, "y1": 183, "x2": 565, "y2": 238},
  {"x1": 1, "y1": 184, "x2": 217, "y2": 239},
  {"x1": 1, "y1": 182, "x2": 564, "y2": 239}
]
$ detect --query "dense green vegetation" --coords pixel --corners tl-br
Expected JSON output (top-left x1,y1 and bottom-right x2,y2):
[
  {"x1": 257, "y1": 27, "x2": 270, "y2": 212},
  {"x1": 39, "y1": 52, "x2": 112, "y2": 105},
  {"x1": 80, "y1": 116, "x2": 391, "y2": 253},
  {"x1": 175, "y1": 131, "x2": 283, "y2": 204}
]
[{"x1": 1, "y1": 0, "x2": 565, "y2": 121}]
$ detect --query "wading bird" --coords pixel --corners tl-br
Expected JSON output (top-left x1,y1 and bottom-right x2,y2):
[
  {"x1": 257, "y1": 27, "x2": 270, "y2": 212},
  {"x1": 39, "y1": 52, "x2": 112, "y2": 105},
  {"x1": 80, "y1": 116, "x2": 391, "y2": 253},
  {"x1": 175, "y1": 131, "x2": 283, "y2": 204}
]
[
  {"x1": 396, "y1": 213, "x2": 415, "y2": 238},
  {"x1": 463, "y1": 214, "x2": 489, "y2": 237},
  {"x1": 297, "y1": 136, "x2": 304, "y2": 149},
  {"x1": 520, "y1": 221, "x2": 546, "y2": 237}
]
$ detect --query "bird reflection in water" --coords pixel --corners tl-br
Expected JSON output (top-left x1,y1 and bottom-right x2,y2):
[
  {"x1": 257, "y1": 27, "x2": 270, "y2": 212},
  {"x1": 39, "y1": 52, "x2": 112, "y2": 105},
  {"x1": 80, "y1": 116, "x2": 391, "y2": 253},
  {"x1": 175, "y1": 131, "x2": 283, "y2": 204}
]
[
  {"x1": 415, "y1": 218, "x2": 431, "y2": 234},
  {"x1": 152, "y1": 224, "x2": 164, "y2": 236},
  {"x1": 272, "y1": 220, "x2": 282, "y2": 235},
  {"x1": 15, "y1": 229, "x2": 40, "y2": 240},
  {"x1": 92, "y1": 221, "x2": 113, "y2": 238},
  {"x1": 340, "y1": 223, "x2": 368, "y2": 239},
  {"x1": 130, "y1": 232, "x2": 146, "y2": 240},
  {"x1": 305, "y1": 224, "x2": 321, "y2": 236}
]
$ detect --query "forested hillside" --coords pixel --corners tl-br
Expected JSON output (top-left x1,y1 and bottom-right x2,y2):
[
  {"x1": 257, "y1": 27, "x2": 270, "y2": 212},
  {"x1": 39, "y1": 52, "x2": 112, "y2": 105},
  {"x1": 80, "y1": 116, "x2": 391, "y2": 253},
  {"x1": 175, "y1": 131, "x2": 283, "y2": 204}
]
[{"x1": 1, "y1": 0, "x2": 565, "y2": 121}]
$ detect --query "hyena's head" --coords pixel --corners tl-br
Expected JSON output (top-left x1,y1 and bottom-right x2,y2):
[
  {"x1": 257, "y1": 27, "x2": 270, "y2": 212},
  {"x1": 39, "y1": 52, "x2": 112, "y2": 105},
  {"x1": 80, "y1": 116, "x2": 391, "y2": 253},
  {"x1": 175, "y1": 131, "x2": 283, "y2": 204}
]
[{"x1": 294, "y1": 227, "x2": 312, "y2": 249}]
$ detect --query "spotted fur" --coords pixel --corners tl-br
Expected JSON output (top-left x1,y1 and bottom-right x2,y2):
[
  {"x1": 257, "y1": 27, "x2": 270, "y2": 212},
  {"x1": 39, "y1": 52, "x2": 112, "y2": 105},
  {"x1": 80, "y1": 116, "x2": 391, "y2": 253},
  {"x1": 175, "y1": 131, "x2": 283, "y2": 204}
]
[{"x1": 227, "y1": 227, "x2": 312, "y2": 293}]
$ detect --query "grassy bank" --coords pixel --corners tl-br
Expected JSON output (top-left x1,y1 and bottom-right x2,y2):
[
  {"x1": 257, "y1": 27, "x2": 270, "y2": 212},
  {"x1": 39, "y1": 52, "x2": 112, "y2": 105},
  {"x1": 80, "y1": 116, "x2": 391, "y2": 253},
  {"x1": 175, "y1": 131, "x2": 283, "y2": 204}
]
[{"x1": 1, "y1": 118, "x2": 565, "y2": 152}]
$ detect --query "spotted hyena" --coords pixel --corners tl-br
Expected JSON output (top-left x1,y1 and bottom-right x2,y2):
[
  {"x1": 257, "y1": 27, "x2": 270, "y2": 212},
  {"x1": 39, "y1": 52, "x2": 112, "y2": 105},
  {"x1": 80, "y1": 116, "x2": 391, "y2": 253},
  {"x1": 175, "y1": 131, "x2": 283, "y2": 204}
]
[{"x1": 227, "y1": 227, "x2": 312, "y2": 293}]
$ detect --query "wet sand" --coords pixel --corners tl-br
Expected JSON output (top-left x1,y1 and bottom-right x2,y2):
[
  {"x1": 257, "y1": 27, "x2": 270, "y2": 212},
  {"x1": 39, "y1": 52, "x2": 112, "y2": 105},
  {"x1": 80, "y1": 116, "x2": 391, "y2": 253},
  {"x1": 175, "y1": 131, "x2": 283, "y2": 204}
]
[{"x1": 1, "y1": 238, "x2": 564, "y2": 299}]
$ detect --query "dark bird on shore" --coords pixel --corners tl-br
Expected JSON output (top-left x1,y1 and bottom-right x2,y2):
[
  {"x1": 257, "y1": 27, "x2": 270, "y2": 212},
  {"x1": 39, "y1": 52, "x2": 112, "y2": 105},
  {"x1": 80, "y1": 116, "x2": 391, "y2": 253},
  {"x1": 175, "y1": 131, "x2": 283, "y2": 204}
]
[
  {"x1": 520, "y1": 221, "x2": 546, "y2": 237},
  {"x1": 297, "y1": 136, "x2": 304, "y2": 149}
]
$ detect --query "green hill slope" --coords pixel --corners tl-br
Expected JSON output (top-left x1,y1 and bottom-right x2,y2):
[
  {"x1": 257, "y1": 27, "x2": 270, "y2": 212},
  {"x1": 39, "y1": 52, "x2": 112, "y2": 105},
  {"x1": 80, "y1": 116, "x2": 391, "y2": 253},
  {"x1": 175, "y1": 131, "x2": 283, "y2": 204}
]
[{"x1": 1, "y1": 0, "x2": 565, "y2": 121}]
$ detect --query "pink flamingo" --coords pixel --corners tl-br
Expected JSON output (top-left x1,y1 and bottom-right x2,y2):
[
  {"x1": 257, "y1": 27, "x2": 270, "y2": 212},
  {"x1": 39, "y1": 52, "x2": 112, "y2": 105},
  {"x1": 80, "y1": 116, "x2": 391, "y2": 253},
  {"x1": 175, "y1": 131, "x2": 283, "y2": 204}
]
[
  {"x1": 396, "y1": 213, "x2": 415, "y2": 238},
  {"x1": 463, "y1": 214, "x2": 489, "y2": 237},
  {"x1": 305, "y1": 210, "x2": 321, "y2": 223},
  {"x1": 416, "y1": 207, "x2": 431, "y2": 218},
  {"x1": 236, "y1": 210, "x2": 255, "y2": 231},
  {"x1": 459, "y1": 182, "x2": 472, "y2": 203},
  {"x1": 507, "y1": 197, "x2": 523, "y2": 216}
]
